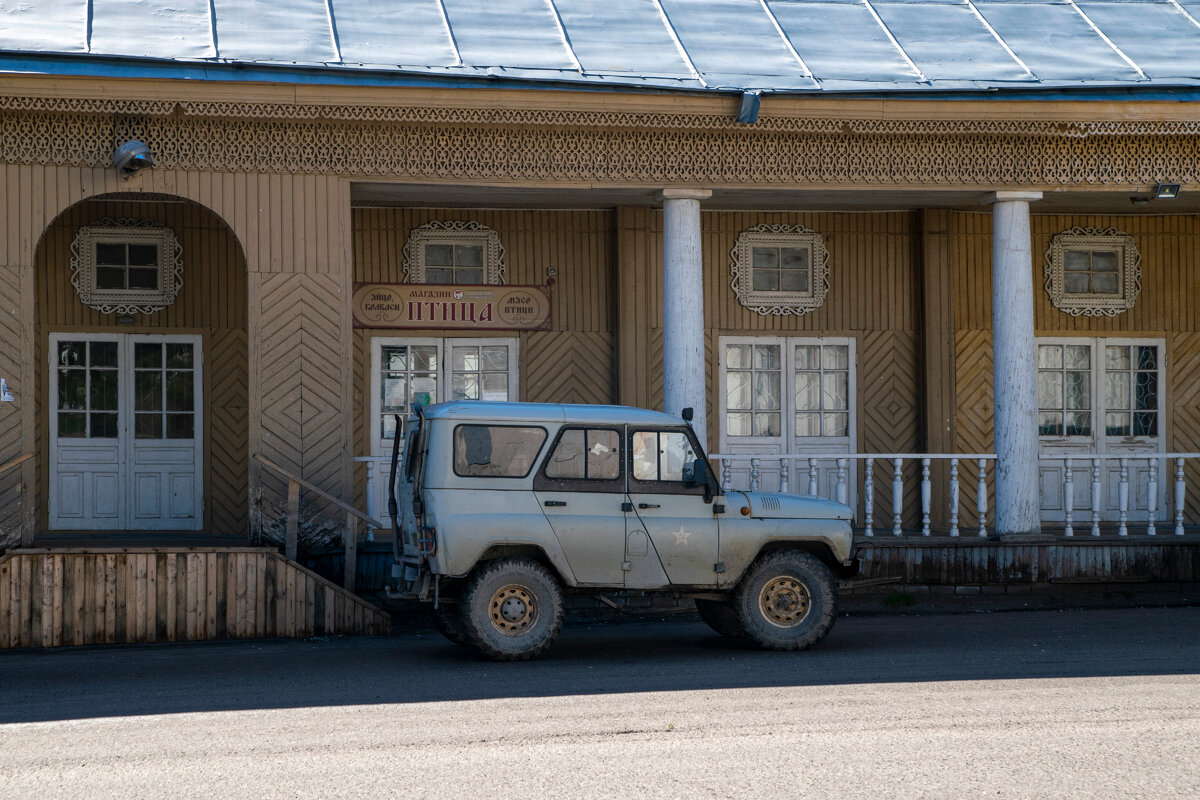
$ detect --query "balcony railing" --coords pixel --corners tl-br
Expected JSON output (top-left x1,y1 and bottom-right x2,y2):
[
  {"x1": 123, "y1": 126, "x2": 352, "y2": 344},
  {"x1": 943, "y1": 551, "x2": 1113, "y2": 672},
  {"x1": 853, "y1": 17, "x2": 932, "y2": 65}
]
[
  {"x1": 710, "y1": 453, "x2": 996, "y2": 537},
  {"x1": 710, "y1": 452, "x2": 1200, "y2": 537}
]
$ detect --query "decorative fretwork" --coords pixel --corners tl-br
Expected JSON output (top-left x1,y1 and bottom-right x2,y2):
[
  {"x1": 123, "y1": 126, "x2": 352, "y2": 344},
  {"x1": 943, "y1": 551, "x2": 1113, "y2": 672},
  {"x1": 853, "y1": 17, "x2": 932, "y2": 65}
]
[
  {"x1": 0, "y1": 103, "x2": 1198, "y2": 187},
  {"x1": 729, "y1": 224, "x2": 829, "y2": 315},
  {"x1": 69, "y1": 219, "x2": 183, "y2": 315},
  {"x1": 402, "y1": 220, "x2": 505, "y2": 285},
  {"x1": 1043, "y1": 227, "x2": 1141, "y2": 317}
]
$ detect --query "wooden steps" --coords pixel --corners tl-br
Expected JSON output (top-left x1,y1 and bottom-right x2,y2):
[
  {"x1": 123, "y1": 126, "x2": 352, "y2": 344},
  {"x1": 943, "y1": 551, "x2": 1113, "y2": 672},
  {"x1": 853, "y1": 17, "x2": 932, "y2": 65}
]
[{"x1": 0, "y1": 547, "x2": 390, "y2": 649}]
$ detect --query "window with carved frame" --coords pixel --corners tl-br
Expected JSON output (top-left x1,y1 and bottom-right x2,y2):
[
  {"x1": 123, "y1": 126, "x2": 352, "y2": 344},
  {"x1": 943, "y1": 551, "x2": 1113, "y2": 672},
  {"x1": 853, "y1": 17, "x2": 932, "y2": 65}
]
[
  {"x1": 1043, "y1": 227, "x2": 1141, "y2": 317},
  {"x1": 402, "y1": 220, "x2": 505, "y2": 285},
  {"x1": 729, "y1": 224, "x2": 829, "y2": 315},
  {"x1": 70, "y1": 220, "x2": 182, "y2": 314}
]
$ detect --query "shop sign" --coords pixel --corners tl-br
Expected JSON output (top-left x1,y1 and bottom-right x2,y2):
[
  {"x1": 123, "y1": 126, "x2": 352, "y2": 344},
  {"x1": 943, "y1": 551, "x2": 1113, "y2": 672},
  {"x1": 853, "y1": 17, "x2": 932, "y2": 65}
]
[{"x1": 352, "y1": 283, "x2": 552, "y2": 330}]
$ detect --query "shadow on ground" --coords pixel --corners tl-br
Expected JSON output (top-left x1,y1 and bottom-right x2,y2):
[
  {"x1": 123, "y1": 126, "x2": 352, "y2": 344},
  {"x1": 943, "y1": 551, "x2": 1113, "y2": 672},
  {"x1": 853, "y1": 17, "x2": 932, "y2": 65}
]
[{"x1": 2, "y1": 606, "x2": 1197, "y2": 724}]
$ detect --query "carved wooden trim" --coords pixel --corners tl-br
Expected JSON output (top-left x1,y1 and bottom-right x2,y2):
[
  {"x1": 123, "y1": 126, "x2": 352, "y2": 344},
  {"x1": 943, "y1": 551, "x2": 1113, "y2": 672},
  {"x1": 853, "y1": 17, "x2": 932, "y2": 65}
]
[
  {"x1": 729, "y1": 224, "x2": 830, "y2": 316},
  {"x1": 0, "y1": 104, "x2": 1197, "y2": 187},
  {"x1": 402, "y1": 220, "x2": 505, "y2": 285},
  {"x1": 1043, "y1": 227, "x2": 1141, "y2": 317},
  {"x1": 69, "y1": 219, "x2": 183, "y2": 315}
]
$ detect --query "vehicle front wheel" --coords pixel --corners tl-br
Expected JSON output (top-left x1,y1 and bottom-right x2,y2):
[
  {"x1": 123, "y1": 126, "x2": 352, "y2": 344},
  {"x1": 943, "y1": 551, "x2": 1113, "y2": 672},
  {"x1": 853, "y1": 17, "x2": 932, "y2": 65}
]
[
  {"x1": 460, "y1": 557, "x2": 565, "y2": 661},
  {"x1": 733, "y1": 550, "x2": 837, "y2": 651},
  {"x1": 694, "y1": 598, "x2": 744, "y2": 638}
]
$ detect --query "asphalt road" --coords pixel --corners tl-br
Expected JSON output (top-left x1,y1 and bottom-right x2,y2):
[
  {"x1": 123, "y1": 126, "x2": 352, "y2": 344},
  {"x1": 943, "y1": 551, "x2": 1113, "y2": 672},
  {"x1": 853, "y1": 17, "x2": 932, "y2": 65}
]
[{"x1": 2, "y1": 607, "x2": 1199, "y2": 799}]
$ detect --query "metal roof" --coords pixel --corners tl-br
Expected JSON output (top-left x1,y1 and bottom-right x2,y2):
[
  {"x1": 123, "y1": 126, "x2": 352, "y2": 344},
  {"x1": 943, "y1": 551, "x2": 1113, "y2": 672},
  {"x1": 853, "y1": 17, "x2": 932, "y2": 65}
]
[{"x1": 2, "y1": 0, "x2": 1200, "y2": 96}]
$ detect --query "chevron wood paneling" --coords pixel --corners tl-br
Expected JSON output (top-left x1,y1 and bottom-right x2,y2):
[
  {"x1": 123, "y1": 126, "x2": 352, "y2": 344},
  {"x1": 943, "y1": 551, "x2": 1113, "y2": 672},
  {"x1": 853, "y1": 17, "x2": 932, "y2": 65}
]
[
  {"x1": 1170, "y1": 334, "x2": 1200, "y2": 522},
  {"x1": 521, "y1": 331, "x2": 615, "y2": 405},
  {"x1": 352, "y1": 330, "x2": 368, "y2": 511},
  {"x1": 955, "y1": 330, "x2": 996, "y2": 529},
  {"x1": 0, "y1": 264, "x2": 31, "y2": 548},
  {"x1": 251, "y1": 271, "x2": 352, "y2": 549},
  {"x1": 210, "y1": 329, "x2": 249, "y2": 536},
  {"x1": 860, "y1": 331, "x2": 922, "y2": 528}
]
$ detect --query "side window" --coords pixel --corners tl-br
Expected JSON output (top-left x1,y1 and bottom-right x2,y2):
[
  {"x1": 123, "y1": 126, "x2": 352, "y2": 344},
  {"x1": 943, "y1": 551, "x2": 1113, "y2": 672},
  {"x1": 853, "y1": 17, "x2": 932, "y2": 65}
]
[
  {"x1": 535, "y1": 428, "x2": 622, "y2": 492},
  {"x1": 453, "y1": 425, "x2": 546, "y2": 478},
  {"x1": 631, "y1": 430, "x2": 698, "y2": 483}
]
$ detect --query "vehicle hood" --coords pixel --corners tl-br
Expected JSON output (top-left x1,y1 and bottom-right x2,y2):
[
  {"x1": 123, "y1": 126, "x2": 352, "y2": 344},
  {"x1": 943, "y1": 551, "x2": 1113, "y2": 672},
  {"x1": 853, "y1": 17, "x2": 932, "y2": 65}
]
[{"x1": 726, "y1": 491, "x2": 853, "y2": 521}]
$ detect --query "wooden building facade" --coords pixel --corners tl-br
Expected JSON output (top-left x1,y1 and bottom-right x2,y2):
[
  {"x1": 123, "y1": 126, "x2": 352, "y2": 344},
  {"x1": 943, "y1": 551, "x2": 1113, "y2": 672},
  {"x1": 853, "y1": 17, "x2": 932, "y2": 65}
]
[{"x1": 4, "y1": 0, "x2": 1200, "y2": 579}]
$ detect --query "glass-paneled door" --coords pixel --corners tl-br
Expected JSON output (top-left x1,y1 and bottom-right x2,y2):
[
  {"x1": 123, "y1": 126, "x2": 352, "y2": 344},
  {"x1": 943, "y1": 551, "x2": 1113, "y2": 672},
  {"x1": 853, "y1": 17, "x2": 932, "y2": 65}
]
[
  {"x1": 718, "y1": 336, "x2": 856, "y2": 503},
  {"x1": 49, "y1": 333, "x2": 203, "y2": 530},
  {"x1": 1037, "y1": 338, "x2": 1165, "y2": 522},
  {"x1": 369, "y1": 337, "x2": 518, "y2": 514}
]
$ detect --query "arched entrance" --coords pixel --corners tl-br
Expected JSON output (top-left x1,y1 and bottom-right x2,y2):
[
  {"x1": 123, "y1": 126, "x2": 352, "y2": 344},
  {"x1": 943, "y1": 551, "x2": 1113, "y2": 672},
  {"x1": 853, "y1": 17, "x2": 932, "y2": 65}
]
[{"x1": 35, "y1": 193, "x2": 249, "y2": 536}]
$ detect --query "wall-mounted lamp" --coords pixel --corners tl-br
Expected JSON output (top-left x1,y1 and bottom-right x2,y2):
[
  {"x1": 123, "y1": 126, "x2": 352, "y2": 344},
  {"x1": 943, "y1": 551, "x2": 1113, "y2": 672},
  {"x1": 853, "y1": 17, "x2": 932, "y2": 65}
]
[
  {"x1": 112, "y1": 140, "x2": 155, "y2": 177},
  {"x1": 0, "y1": 378, "x2": 13, "y2": 402},
  {"x1": 1155, "y1": 183, "x2": 1181, "y2": 200}
]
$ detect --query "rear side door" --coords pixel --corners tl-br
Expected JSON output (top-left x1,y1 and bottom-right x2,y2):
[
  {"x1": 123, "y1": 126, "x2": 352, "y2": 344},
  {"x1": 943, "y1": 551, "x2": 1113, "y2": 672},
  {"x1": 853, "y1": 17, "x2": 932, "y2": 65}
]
[
  {"x1": 626, "y1": 427, "x2": 719, "y2": 588},
  {"x1": 533, "y1": 426, "x2": 629, "y2": 586}
]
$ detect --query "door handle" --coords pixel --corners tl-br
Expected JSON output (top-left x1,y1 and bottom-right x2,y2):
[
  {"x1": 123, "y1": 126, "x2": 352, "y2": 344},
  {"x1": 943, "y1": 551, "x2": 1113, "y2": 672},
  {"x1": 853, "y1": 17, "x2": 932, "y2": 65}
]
[
  {"x1": 638, "y1": 503, "x2": 660, "y2": 509},
  {"x1": 544, "y1": 500, "x2": 567, "y2": 507}
]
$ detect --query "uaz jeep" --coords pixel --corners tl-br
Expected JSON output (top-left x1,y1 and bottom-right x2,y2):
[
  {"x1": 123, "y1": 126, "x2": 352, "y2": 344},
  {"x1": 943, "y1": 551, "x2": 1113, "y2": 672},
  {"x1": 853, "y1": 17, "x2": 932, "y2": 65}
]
[{"x1": 389, "y1": 401, "x2": 856, "y2": 660}]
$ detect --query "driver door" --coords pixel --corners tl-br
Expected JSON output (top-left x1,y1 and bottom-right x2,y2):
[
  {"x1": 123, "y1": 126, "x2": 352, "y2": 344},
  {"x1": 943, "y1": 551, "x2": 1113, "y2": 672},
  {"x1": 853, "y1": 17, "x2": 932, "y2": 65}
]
[{"x1": 626, "y1": 427, "x2": 719, "y2": 588}]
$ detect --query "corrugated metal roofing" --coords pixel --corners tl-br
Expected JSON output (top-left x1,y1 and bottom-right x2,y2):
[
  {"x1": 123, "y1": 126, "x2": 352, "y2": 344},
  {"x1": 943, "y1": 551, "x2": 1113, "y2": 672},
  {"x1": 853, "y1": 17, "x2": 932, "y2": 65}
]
[{"x1": 2, "y1": 0, "x2": 1200, "y2": 95}]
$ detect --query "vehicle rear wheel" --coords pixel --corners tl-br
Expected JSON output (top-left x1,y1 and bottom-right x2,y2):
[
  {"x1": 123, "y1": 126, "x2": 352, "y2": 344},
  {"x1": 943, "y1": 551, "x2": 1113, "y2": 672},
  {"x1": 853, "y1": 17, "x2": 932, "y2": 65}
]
[
  {"x1": 432, "y1": 601, "x2": 471, "y2": 646},
  {"x1": 733, "y1": 550, "x2": 837, "y2": 651},
  {"x1": 461, "y1": 557, "x2": 564, "y2": 661},
  {"x1": 695, "y1": 598, "x2": 744, "y2": 638}
]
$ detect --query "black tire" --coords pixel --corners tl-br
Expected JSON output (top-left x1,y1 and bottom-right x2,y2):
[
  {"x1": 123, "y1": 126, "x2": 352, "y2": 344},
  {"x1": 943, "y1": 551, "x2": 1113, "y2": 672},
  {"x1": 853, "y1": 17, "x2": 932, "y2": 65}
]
[
  {"x1": 460, "y1": 558, "x2": 565, "y2": 661},
  {"x1": 432, "y1": 602, "x2": 471, "y2": 646},
  {"x1": 695, "y1": 598, "x2": 744, "y2": 638},
  {"x1": 733, "y1": 550, "x2": 837, "y2": 651}
]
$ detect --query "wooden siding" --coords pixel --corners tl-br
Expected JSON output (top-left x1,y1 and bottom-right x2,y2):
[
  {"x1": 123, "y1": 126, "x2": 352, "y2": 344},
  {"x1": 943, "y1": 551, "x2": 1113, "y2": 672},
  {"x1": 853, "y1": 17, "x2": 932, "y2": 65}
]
[
  {"x1": 34, "y1": 198, "x2": 249, "y2": 535},
  {"x1": 351, "y1": 208, "x2": 618, "y2": 475},
  {"x1": 0, "y1": 548, "x2": 389, "y2": 649},
  {"x1": 0, "y1": 165, "x2": 355, "y2": 548},
  {"x1": 617, "y1": 208, "x2": 924, "y2": 524},
  {"x1": 953, "y1": 212, "x2": 1200, "y2": 523}
]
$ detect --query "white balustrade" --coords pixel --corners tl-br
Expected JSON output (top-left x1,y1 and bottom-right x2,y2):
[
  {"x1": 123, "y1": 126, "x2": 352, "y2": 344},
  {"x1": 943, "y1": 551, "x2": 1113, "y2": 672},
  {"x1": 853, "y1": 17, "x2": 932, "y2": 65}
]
[
  {"x1": 863, "y1": 460, "x2": 874, "y2": 536},
  {"x1": 1063, "y1": 460, "x2": 1074, "y2": 538},
  {"x1": 892, "y1": 458, "x2": 903, "y2": 537},
  {"x1": 1037, "y1": 453, "x2": 1200, "y2": 538},
  {"x1": 948, "y1": 458, "x2": 960, "y2": 537},
  {"x1": 920, "y1": 457, "x2": 932, "y2": 536},
  {"x1": 708, "y1": 452, "x2": 995, "y2": 537}
]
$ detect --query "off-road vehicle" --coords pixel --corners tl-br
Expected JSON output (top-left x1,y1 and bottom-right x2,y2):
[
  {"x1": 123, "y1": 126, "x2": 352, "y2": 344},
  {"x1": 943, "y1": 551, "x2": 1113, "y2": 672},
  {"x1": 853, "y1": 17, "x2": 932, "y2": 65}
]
[{"x1": 388, "y1": 401, "x2": 857, "y2": 660}]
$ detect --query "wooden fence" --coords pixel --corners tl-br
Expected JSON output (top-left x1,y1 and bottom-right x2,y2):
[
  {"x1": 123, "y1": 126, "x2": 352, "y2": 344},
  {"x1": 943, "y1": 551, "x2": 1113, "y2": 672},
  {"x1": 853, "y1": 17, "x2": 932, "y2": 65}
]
[{"x1": 0, "y1": 547, "x2": 390, "y2": 649}]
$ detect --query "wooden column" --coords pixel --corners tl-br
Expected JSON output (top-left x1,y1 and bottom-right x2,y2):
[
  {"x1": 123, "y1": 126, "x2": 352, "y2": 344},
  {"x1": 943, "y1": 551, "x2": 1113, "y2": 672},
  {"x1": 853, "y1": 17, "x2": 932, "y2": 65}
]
[
  {"x1": 920, "y1": 210, "x2": 957, "y2": 528},
  {"x1": 661, "y1": 189, "x2": 711, "y2": 450},
  {"x1": 989, "y1": 191, "x2": 1043, "y2": 536}
]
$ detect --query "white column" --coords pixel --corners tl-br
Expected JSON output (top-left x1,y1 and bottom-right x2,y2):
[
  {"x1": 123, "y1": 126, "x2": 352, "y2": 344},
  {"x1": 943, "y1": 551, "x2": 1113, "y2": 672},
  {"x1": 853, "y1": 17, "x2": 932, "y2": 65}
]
[
  {"x1": 661, "y1": 189, "x2": 711, "y2": 450},
  {"x1": 989, "y1": 191, "x2": 1042, "y2": 536}
]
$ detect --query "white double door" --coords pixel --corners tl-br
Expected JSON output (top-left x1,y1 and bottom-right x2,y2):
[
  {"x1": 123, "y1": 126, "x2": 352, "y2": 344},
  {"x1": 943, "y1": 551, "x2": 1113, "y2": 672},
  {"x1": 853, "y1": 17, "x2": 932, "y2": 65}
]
[
  {"x1": 49, "y1": 333, "x2": 203, "y2": 530},
  {"x1": 717, "y1": 336, "x2": 857, "y2": 504},
  {"x1": 1036, "y1": 337, "x2": 1165, "y2": 522}
]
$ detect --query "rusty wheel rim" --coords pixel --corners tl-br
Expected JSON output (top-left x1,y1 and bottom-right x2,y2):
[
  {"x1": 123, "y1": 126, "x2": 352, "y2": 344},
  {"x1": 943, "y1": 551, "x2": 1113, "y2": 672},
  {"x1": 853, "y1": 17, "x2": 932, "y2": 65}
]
[
  {"x1": 758, "y1": 576, "x2": 811, "y2": 627},
  {"x1": 489, "y1": 584, "x2": 538, "y2": 636}
]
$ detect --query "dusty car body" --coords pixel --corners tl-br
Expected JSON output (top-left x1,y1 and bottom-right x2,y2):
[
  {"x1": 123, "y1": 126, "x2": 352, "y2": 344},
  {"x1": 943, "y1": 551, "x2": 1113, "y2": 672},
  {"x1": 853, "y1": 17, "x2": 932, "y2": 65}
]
[{"x1": 389, "y1": 401, "x2": 856, "y2": 660}]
